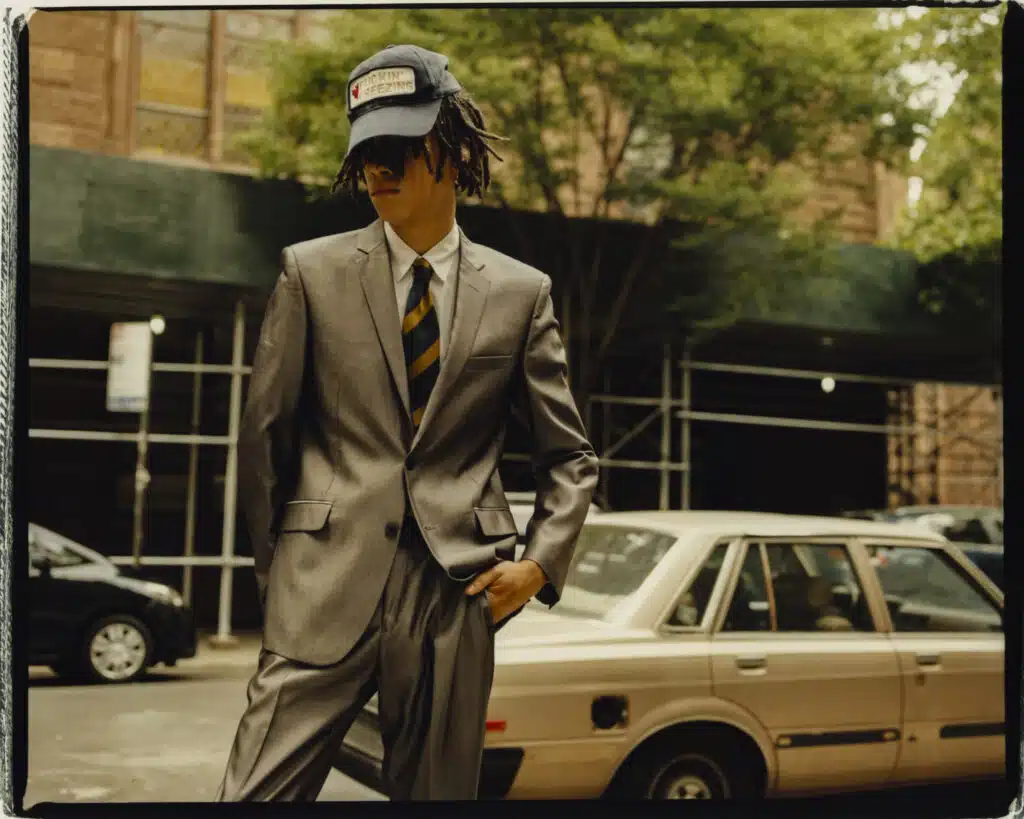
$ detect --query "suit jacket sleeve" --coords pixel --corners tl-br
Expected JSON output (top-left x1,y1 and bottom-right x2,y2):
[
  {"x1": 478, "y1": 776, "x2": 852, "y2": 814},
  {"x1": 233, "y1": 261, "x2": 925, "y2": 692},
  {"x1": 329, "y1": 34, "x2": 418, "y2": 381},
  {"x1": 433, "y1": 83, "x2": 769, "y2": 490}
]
[
  {"x1": 515, "y1": 275, "x2": 600, "y2": 606},
  {"x1": 238, "y1": 248, "x2": 308, "y2": 592}
]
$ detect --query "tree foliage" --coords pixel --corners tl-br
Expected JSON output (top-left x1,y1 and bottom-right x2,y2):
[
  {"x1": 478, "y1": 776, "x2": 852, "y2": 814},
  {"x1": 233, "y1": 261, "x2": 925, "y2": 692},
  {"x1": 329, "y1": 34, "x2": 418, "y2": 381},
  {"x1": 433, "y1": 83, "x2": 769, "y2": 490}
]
[
  {"x1": 886, "y1": 6, "x2": 1002, "y2": 265},
  {"x1": 239, "y1": 9, "x2": 925, "y2": 401}
]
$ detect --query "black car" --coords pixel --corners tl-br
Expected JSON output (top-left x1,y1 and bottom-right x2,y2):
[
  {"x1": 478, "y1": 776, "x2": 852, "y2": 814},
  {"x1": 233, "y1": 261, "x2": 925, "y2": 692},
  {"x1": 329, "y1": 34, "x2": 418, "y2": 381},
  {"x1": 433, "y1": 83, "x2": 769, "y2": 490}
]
[{"x1": 29, "y1": 523, "x2": 197, "y2": 683}]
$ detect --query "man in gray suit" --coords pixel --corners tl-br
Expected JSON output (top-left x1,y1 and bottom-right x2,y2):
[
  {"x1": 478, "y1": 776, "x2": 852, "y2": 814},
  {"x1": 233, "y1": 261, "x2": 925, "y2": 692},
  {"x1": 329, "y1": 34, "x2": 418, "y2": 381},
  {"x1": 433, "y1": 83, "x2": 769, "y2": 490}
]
[{"x1": 216, "y1": 44, "x2": 598, "y2": 802}]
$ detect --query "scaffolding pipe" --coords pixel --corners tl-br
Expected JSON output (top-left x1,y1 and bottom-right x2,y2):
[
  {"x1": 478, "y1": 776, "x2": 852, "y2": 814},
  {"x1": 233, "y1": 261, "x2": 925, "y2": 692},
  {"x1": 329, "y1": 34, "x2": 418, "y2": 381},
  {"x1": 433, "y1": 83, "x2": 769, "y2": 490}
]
[
  {"x1": 29, "y1": 358, "x2": 252, "y2": 375},
  {"x1": 681, "y1": 341, "x2": 692, "y2": 510},
  {"x1": 182, "y1": 331, "x2": 204, "y2": 606},
  {"x1": 659, "y1": 343, "x2": 671, "y2": 510},
  {"x1": 501, "y1": 453, "x2": 687, "y2": 472},
  {"x1": 675, "y1": 409, "x2": 968, "y2": 437},
  {"x1": 601, "y1": 370, "x2": 611, "y2": 506},
  {"x1": 29, "y1": 430, "x2": 233, "y2": 444},
  {"x1": 213, "y1": 302, "x2": 245, "y2": 645},
  {"x1": 602, "y1": 409, "x2": 661, "y2": 460},
  {"x1": 130, "y1": 353, "x2": 153, "y2": 570},
  {"x1": 109, "y1": 555, "x2": 254, "y2": 568},
  {"x1": 681, "y1": 359, "x2": 991, "y2": 390}
]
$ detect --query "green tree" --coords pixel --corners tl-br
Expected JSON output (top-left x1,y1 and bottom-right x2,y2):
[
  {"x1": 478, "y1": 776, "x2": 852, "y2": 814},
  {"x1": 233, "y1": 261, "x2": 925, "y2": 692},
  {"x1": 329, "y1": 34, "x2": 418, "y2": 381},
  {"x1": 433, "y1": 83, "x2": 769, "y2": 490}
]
[
  {"x1": 886, "y1": 6, "x2": 1002, "y2": 267},
  {"x1": 880, "y1": 5, "x2": 1002, "y2": 331},
  {"x1": 239, "y1": 8, "x2": 923, "y2": 402}
]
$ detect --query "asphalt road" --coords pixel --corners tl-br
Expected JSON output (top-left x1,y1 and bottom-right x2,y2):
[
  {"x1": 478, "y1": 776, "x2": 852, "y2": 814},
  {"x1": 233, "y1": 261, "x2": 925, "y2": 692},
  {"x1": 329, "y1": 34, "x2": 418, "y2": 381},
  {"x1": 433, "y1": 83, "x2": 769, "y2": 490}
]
[{"x1": 25, "y1": 663, "x2": 387, "y2": 807}]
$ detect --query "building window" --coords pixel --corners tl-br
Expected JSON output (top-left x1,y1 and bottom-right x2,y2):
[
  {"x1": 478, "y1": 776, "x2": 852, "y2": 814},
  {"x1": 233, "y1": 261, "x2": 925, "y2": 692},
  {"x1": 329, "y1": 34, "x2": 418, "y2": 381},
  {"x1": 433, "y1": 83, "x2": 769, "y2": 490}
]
[
  {"x1": 135, "y1": 10, "x2": 212, "y2": 159},
  {"x1": 133, "y1": 9, "x2": 321, "y2": 167},
  {"x1": 223, "y1": 10, "x2": 295, "y2": 165}
]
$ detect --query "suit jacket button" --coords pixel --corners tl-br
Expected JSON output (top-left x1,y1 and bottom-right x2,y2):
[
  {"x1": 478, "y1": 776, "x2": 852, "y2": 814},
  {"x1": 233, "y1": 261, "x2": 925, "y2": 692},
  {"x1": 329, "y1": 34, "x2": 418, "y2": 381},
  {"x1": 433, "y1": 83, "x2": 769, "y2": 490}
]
[
  {"x1": 384, "y1": 522, "x2": 400, "y2": 539},
  {"x1": 405, "y1": 455, "x2": 416, "y2": 470}
]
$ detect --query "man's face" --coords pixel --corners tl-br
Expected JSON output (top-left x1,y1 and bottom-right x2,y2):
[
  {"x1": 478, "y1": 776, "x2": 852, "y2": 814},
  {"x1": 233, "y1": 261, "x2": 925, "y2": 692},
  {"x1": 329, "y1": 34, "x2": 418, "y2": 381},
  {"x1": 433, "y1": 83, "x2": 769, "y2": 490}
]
[{"x1": 360, "y1": 134, "x2": 455, "y2": 228}]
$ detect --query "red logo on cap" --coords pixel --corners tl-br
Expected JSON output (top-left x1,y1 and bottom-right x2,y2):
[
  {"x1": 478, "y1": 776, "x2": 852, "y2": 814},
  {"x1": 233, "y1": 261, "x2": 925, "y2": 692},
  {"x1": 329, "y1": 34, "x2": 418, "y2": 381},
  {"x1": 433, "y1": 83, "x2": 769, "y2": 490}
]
[{"x1": 352, "y1": 84, "x2": 360, "y2": 99}]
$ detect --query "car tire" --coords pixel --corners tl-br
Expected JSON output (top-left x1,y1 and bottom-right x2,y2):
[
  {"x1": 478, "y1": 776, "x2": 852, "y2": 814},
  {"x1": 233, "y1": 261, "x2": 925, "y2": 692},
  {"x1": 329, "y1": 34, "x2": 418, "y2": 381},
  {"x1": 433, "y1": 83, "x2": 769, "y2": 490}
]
[
  {"x1": 612, "y1": 727, "x2": 763, "y2": 800},
  {"x1": 78, "y1": 614, "x2": 153, "y2": 684}
]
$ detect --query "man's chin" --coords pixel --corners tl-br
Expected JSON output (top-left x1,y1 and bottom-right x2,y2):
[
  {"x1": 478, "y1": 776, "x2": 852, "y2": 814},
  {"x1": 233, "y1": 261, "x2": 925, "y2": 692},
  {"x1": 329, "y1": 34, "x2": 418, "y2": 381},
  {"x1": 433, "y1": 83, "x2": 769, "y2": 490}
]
[{"x1": 371, "y1": 201, "x2": 405, "y2": 224}]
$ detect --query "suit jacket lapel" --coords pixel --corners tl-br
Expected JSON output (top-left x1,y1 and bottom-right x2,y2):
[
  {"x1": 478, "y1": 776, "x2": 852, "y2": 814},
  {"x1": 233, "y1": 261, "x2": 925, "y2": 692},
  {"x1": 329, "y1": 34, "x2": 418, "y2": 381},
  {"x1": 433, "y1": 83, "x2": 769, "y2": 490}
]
[
  {"x1": 355, "y1": 220, "x2": 411, "y2": 418},
  {"x1": 411, "y1": 229, "x2": 489, "y2": 449}
]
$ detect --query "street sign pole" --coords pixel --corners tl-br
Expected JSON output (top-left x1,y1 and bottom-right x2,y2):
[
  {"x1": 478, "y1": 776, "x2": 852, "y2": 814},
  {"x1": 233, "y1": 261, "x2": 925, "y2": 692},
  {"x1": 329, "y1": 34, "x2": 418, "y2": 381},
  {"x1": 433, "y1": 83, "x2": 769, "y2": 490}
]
[
  {"x1": 107, "y1": 322, "x2": 154, "y2": 569},
  {"x1": 131, "y1": 387, "x2": 151, "y2": 570}
]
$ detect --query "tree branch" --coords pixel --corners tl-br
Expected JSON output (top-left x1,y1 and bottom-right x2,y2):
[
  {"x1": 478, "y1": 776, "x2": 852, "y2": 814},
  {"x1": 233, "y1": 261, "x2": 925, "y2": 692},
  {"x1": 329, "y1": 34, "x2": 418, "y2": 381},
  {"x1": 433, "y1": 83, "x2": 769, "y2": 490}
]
[{"x1": 594, "y1": 106, "x2": 642, "y2": 219}]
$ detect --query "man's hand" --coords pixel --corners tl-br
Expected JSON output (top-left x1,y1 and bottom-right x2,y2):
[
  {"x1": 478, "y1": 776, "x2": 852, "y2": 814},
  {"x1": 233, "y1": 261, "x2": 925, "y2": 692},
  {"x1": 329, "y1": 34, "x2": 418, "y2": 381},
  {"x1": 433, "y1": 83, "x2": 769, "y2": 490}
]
[{"x1": 465, "y1": 559, "x2": 547, "y2": 625}]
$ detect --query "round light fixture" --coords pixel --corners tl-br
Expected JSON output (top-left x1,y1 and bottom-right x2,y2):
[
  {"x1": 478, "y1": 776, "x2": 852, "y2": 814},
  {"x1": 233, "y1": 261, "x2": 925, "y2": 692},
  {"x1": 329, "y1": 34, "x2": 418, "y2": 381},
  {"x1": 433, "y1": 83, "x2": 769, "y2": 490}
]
[
  {"x1": 821, "y1": 376, "x2": 836, "y2": 394},
  {"x1": 149, "y1": 314, "x2": 166, "y2": 336}
]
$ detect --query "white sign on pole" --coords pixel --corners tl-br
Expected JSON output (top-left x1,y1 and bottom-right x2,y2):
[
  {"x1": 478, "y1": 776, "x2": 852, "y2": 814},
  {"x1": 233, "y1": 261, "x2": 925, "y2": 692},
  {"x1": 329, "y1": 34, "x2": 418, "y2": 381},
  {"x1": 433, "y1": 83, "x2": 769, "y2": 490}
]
[{"x1": 107, "y1": 322, "x2": 153, "y2": 413}]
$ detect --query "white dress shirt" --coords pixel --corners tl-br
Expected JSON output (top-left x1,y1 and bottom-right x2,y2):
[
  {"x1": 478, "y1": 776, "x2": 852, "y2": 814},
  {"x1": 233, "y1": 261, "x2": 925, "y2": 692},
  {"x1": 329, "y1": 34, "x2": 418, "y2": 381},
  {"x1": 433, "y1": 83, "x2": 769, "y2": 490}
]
[{"x1": 384, "y1": 220, "x2": 460, "y2": 360}]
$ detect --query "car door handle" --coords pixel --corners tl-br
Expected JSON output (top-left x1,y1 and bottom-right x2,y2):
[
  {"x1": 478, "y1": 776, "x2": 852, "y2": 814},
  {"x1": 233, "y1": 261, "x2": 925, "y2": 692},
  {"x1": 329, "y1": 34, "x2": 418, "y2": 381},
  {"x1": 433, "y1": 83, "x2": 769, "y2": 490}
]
[
  {"x1": 736, "y1": 655, "x2": 766, "y2": 670},
  {"x1": 916, "y1": 652, "x2": 941, "y2": 667}
]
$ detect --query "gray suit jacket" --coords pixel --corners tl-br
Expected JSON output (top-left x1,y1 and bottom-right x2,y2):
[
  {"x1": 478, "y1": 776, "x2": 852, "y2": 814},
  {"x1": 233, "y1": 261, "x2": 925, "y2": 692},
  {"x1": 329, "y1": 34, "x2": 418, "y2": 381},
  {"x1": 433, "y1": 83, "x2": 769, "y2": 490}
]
[{"x1": 239, "y1": 219, "x2": 599, "y2": 666}]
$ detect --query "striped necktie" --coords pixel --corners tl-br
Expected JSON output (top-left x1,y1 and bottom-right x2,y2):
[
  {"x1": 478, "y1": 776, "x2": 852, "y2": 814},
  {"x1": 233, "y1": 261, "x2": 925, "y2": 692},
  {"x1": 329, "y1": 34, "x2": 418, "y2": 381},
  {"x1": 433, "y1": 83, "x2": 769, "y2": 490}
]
[{"x1": 402, "y1": 257, "x2": 441, "y2": 428}]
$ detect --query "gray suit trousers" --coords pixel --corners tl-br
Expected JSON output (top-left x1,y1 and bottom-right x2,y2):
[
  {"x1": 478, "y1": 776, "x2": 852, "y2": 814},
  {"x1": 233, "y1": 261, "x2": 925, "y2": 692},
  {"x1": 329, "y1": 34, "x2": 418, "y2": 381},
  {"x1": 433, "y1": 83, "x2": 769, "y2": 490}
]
[{"x1": 216, "y1": 521, "x2": 496, "y2": 801}]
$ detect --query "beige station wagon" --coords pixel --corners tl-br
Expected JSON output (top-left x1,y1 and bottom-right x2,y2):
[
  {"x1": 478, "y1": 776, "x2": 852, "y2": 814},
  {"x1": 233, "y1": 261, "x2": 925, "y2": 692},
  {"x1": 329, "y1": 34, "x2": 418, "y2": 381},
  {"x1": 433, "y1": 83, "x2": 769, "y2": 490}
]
[{"x1": 335, "y1": 511, "x2": 1004, "y2": 800}]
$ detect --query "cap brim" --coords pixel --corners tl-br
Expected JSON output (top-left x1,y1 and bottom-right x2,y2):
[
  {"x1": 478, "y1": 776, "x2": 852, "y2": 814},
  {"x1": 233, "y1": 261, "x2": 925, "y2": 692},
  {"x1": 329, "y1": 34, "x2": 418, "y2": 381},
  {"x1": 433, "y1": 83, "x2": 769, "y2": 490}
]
[{"x1": 345, "y1": 98, "x2": 443, "y2": 157}]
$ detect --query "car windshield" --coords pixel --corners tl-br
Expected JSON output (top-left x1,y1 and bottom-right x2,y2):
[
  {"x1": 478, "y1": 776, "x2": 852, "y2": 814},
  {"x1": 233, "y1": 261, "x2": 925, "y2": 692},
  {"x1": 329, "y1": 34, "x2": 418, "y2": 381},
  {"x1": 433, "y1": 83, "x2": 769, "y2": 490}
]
[
  {"x1": 555, "y1": 524, "x2": 678, "y2": 620},
  {"x1": 29, "y1": 525, "x2": 107, "y2": 568}
]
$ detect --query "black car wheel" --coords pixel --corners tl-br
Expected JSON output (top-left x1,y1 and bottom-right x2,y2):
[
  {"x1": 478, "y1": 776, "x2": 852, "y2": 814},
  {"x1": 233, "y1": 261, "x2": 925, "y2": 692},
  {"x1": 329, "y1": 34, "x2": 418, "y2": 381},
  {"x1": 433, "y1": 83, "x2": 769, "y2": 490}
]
[
  {"x1": 645, "y1": 752, "x2": 730, "y2": 799},
  {"x1": 611, "y1": 727, "x2": 764, "y2": 800},
  {"x1": 79, "y1": 614, "x2": 153, "y2": 684}
]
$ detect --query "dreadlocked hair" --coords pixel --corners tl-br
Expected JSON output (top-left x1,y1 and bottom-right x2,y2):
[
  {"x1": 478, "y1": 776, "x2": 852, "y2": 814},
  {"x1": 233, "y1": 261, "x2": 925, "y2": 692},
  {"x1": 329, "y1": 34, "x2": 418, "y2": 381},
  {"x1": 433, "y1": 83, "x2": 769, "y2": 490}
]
[{"x1": 332, "y1": 89, "x2": 507, "y2": 199}]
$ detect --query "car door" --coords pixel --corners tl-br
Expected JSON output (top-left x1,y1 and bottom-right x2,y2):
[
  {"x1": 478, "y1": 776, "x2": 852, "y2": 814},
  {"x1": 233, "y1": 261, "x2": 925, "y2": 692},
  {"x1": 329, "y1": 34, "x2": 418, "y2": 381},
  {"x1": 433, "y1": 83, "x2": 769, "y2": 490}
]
[
  {"x1": 861, "y1": 540, "x2": 1004, "y2": 784},
  {"x1": 28, "y1": 539, "x2": 61, "y2": 661},
  {"x1": 710, "y1": 539, "x2": 902, "y2": 794}
]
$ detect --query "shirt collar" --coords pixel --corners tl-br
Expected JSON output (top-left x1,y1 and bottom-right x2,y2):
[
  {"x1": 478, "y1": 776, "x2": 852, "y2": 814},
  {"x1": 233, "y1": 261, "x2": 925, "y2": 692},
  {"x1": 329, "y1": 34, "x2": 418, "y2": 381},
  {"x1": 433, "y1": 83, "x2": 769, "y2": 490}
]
[{"x1": 384, "y1": 221, "x2": 460, "y2": 284}]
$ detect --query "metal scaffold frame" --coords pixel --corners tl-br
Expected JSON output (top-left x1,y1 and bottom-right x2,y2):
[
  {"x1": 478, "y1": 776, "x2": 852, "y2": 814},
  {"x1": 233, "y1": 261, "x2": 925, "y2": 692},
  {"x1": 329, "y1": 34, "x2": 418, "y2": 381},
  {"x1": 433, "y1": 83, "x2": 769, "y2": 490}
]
[
  {"x1": 29, "y1": 301, "x2": 250, "y2": 644},
  {"x1": 572, "y1": 343, "x2": 1002, "y2": 513},
  {"x1": 30, "y1": 318, "x2": 1002, "y2": 640}
]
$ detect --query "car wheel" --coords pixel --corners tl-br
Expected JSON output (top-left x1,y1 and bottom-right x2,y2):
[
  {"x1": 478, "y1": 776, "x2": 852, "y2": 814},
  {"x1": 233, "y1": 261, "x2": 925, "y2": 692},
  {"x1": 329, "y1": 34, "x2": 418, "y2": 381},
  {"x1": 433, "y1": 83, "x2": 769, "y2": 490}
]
[
  {"x1": 645, "y1": 751, "x2": 730, "y2": 799},
  {"x1": 80, "y1": 614, "x2": 153, "y2": 684},
  {"x1": 612, "y1": 727, "x2": 763, "y2": 800}
]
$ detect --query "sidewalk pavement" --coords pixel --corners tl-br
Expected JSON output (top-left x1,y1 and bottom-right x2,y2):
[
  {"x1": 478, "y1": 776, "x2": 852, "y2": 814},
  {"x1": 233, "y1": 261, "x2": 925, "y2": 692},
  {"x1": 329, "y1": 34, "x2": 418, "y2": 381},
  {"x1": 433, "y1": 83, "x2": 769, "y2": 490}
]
[{"x1": 182, "y1": 630, "x2": 263, "y2": 673}]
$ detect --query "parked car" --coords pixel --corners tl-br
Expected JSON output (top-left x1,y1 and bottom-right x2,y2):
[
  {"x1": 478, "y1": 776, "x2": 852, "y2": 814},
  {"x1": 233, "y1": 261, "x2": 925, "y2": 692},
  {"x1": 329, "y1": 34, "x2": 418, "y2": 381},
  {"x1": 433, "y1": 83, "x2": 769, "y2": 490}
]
[
  {"x1": 336, "y1": 511, "x2": 1003, "y2": 799},
  {"x1": 844, "y1": 506, "x2": 1003, "y2": 546},
  {"x1": 29, "y1": 523, "x2": 197, "y2": 683},
  {"x1": 892, "y1": 507, "x2": 1003, "y2": 547}
]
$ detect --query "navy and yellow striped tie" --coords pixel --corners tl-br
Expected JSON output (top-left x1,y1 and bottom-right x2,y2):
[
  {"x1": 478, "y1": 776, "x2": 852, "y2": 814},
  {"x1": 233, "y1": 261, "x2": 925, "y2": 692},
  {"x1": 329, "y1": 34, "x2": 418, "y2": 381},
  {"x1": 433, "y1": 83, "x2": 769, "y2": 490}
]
[{"x1": 403, "y1": 257, "x2": 441, "y2": 428}]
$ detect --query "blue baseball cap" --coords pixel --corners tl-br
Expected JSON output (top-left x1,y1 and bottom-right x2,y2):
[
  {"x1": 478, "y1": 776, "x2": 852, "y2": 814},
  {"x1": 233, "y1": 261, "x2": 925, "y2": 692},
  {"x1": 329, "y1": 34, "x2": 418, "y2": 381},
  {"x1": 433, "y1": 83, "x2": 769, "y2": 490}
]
[{"x1": 345, "y1": 44, "x2": 462, "y2": 157}]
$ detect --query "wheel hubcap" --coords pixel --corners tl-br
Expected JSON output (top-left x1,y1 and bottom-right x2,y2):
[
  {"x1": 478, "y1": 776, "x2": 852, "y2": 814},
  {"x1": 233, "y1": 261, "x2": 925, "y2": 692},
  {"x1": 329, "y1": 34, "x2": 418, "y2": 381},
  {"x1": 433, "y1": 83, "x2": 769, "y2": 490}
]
[
  {"x1": 90, "y1": 623, "x2": 146, "y2": 680},
  {"x1": 664, "y1": 775, "x2": 713, "y2": 800}
]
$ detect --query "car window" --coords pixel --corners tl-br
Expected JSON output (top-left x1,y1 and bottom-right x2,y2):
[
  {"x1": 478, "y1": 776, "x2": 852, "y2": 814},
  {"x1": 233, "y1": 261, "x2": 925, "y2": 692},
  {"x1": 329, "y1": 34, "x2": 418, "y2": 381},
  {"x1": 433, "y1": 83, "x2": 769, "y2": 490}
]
[
  {"x1": 666, "y1": 542, "x2": 729, "y2": 627},
  {"x1": 869, "y1": 545, "x2": 1001, "y2": 633},
  {"x1": 29, "y1": 533, "x2": 88, "y2": 568},
  {"x1": 721, "y1": 545, "x2": 772, "y2": 632},
  {"x1": 559, "y1": 525, "x2": 677, "y2": 620},
  {"x1": 962, "y1": 549, "x2": 1003, "y2": 591},
  {"x1": 944, "y1": 517, "x2": 992, "y2": 545},
  {"x1": 766, "y1": 543, "x2": 873, "y2": 632}
]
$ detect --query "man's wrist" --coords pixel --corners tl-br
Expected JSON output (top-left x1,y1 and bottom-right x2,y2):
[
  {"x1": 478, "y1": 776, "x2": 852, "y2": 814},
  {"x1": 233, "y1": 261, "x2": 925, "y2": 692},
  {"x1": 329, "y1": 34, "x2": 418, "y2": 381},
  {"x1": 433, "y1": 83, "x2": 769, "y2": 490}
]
[{"x1": 522, "y1": 558, "x2": 548, "y2": 592}]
